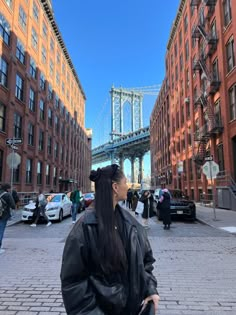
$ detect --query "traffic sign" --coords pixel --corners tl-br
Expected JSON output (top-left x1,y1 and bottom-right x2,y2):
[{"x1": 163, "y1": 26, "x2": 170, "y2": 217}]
[
  {"x1": 202, "y1": 161, "x2": 219, "y2": 179},
  {"x1": 11, "y1": 145, "x2": 18, "y2": 150},
  {"x1": 6, "y1": 138, "x2": 22, "y2": 145},
  {"x1": 205, "y1": 155, "x2": 213, "y2": 161},
  {"x1": 6, "y1": 152, "x2": 21, "y2": 169}
]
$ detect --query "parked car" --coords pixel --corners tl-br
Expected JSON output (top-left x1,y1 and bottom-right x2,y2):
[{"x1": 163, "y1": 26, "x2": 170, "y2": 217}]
[
  {"x1": 153, "y1": 189, "x2": 196, "y2": 221},
  {"x1": 83, "y1": 192, "x2": 95, "y2": 207},
  {"x1": 21, "y1": 193, "x2": 72, "y2": 223}
]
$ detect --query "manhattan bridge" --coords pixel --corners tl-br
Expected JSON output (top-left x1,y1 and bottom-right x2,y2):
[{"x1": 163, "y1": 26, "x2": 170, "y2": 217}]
[{"x1": 92, "y1": 85, "x2": 160, "y2": 184}]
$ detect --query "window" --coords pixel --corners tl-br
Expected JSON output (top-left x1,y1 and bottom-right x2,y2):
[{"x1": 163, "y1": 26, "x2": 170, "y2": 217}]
[
  {"x1": 50, "y1": 37, "x2": 54, "y2": 52},
  {"x1": 185, "y1": 40, "x2": 189, "y2": 61},
  {"x1": 215, "y1": 99, "x2": 222, "y2": 126},
  {"x1": 62, "y1": 81, "x2": 65, "y2": 94},
  {"x1": 16, "y1": 38, "x2": 25, "y2": 64},
  {"x1": 226, "y1": 37, "x2": 235, "y2": 73},
  {"x1": 37, "y1": 161, "x2": 42, "y2": 185},
  {"x1": 46, "y1": 164, "x2": 51, "y2": 185},
  {"x1": 56, "y1": 51, "x2": 60, "y2": 64},
  {"x1": 55, "y1": 116, "x2": 59, "y2": 133},
  {"x1": 174, "y1": 43, "x2": 177, "y2": 57},
  {"x1": 13, "y1": 164, "x2": 20, "y2": 183},
  {"x1": 56, "y1": 71, "x2": 60, "y2": 86},
  {"x1": 189, "y1": 159, "x2": 193, "y2": 180},
  {"x1": 32, "y1": 2, "x2": 39, "y2": 22},
  {"x1": 5, "y1": 0, "x2": 13, "y2": 8},
  {"x1": 229, "y1": 84, "x2": 236, "y2": 120},
  {"x1": 0, "y1": 102, "x2": 6, "y2": 132},
  {"x1": 61, "y1": 123, "x2": 64, "y2": 138},
  {"x1": 179, "y1": 30, "x2": 182, "y2": 46},
  {"x1": 184, "y1": 14, "x2": 188, "y2": 33},
  {"x1": 55, "y1": 94, "x2": 59, "y2": 108},
  {"x1": 49, "y1": 59, "x2": 54, "y2": 76},
  {"x1": 39, "y1": 99, "x2": 45, "y2": 120},
  {"x1": 186, "y1": 68, "x2": 190, "y2": 87},
  {"x1": 212, "y1": 58, "x2": 219, "y2": 81},
  {"x1": 60, "y1": 146, "x2": 63, "y2": 161},
  {"x1": 0, "y1": 13, "x2": 10, "y2": 45},
  {"x1": 41, "y1": 45, "x2": 46, "y2": 64},
  {"x1": 223, "y1": 0, "x2": 232, "y2": 27},
  {"x1": 42, "y1": 22, "x2": 47, "y2": 38},
  {"x1": 28, "y1": 122, "x2": 34, "y2": 146},
  {"x1": 48, "y1": 84, "x2": 53, "y2": 100},
  {"x1": 0, "y1": 56, "x2": 8, "y2": 87},
  {"x1": 29, "y1": 88, "x2": 35, "y2": 112},
  {"x1": 217, "y1": 143, "x2": 225, "y2": 172},
  {"x1": 53, "y1": 166, "x2": 57, "y2": 186},
  {"x1": 54, "y1": 142, "x2": 58, "y2": 158},
  {"x1": 175, "y1": 64, "x2": 178, "y2": 81},
  {"x1": 15, "y1": 74, "x2": 24, "y2": 101},
  {"x1": 48, "y1": 136, "x2": 52, "y2": 155},
  {"x1": 40, "y1": 73, "x2": 45, "y2": 90},
  {"x1": 48, "y1": 108, "x2": 53, "y2": 127},
  {"x1": 30, "y1": 58, "x2": 36, "y2": 79},
  {"x1": 0, "y1": 149, "x2": 3, "y2": 181},
  {"x1": 14, "y1": 113, "x2": 22, "y2": 138},
  {"x1": 179, "y1": 53, "x2": 183, "y2": 72},
  {"x1": 188, "y1": 126, "x2": 192, "y2": 145},
  {"x1": 26, "y1": 158, "x2": 32, "y2": 183},
  {"x1": 19, "y1": 6, "x2": 27, "y2": 31},
  {"x1": 39, "y1": 129, "x2": 44, "y2": 151},
  {"x1": 31, "y1": 27, "x2": 38, "y2": 49}
]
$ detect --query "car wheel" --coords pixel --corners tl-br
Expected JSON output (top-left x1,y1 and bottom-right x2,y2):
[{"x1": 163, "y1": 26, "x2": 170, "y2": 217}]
[{"x1": 58, "y1": 209, "x2": 63, "y2": 222}]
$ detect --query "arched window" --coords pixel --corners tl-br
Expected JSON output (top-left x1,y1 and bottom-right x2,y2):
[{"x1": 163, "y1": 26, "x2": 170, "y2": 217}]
[{"x1": 0, "y1": 13, "x2": 10, "y2": 45}]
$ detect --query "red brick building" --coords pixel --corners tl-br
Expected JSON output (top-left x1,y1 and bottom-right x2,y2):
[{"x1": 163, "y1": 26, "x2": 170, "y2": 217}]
[
  {"x1": 150, "y1": 0, "x2": 236, "y2": 206},
  {"x1": 0, "y1": 0, "x2": 92, "y2": 194}
]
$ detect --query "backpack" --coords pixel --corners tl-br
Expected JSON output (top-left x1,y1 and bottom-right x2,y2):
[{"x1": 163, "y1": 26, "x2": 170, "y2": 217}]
[
  {"x1": 0, "y1": 192, "x2": 7, "y2": 218},
  {"x1": 38, "y1": 194, "x2": 47, "y2": 207}
]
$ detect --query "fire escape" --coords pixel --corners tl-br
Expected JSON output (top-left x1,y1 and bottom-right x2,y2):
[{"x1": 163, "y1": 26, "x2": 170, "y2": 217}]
[{"x1": 191, "y1": 0, "x2": 223, "y2": 165}]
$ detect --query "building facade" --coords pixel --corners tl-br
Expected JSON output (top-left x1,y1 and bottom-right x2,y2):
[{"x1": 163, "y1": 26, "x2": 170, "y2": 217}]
[
  {"x1": 150, "y1": 0, "x2": 236, "y2": 203},
  {"x1": 0, "y1": 0, "x2": 92, "y2": 193}
]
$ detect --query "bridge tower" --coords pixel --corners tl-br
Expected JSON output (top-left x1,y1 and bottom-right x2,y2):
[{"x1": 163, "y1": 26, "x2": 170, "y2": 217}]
[
  {"x1": 110, "y1": 86, "x2": 145, "y2": 184},
  {"x1": 110, "y1": 86, "x2": 143, "y2": 139}
]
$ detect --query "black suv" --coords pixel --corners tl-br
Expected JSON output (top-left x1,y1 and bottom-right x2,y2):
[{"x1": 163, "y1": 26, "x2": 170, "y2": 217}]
[{"x1": 153, "y1": 189, "x2": 196, "y2": 221}]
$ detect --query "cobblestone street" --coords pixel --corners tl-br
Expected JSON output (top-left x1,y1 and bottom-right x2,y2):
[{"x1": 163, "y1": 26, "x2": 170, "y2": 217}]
[{"x1": 1, "y1": 216, "x2": 236, "y2": 315}]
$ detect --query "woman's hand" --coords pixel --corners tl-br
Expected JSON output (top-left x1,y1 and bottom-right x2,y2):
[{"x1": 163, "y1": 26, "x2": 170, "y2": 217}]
[{"x1": 142, "y1": 294, "x2": 160, "y2": 313}]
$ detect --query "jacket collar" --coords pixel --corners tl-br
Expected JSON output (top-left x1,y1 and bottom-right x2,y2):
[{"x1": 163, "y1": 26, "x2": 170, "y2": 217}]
[{"x1": 83, "y1": 204, "x2": 134, "y2": 226}]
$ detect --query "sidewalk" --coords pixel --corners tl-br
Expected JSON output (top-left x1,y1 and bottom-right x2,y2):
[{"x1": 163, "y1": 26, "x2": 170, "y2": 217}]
[{"x1": 196, "y1": 203, "x2": 236, "y2": 234}]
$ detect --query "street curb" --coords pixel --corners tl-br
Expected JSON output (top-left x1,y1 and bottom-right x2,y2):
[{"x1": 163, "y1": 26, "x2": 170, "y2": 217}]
[{"x1": 7, "y1": 219, "x2": 22, "y2": 227}]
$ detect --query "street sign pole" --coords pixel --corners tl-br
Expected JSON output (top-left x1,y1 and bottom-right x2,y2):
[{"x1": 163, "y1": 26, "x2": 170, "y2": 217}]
[
  {"x1": 10, "y1": 142, "x2": 14, "y2": 193},
  {"x1": 209, "y1": 160, "x2": 217, "y2": 220}
]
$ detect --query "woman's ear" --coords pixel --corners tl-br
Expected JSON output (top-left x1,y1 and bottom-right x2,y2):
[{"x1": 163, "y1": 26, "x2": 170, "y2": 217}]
[{"x1": 112, "y1": 182, "x2": 118, "y2": 195}]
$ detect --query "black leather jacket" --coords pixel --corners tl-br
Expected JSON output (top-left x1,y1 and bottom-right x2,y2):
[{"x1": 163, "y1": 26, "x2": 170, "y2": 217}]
[{"x1": 60, "y1": 206, "x2": 158, "y2": 315}]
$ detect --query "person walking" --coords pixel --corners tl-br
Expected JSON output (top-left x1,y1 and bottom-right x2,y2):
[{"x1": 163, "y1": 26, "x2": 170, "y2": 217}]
[
  {"x1": 30, "y1": 190, "x2": 52, "y2": 227},
  {"x1": 132, "y1": 190, "x2": 139, "y2": 212},
  {"x1": 158, "y1": 188, "x2": 171, "y2": 230},
  {"x1": 140, "y1": 190, "x2": 152, "y2": 228},
  {"x1": 61, "y1": 164, "x2": 159, "y2": 315},
  {"x1": 0, "y1": 183, "x2": 16, "y2": 254},
  {"x1": 70, "y1": 186, "x2": 82, "y2": 223},
  {"x1": 126, "y1": 188, "x2": 133, "y2": 209}
]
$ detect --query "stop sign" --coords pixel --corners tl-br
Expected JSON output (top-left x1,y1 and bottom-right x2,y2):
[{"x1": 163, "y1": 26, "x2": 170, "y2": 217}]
[
  {"x1": 202, "y1": 161, "x2": 219, "y2": 179},
  {"x1": 6, "y1": 152, "x2": 21, "y2": 169}
]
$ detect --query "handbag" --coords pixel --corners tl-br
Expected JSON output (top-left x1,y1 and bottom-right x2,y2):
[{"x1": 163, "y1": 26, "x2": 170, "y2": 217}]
[
  {"x1": 135, "y1": 201, "x2": 144, "y2": 214},
  {"x1": 137, "y1": 300, "x2": 155, "y2": 315}
]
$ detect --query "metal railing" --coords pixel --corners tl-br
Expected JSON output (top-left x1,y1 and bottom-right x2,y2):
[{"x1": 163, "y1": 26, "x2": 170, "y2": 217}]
[{"x1": 200, "y1": 193, "x2": 213, "y2": 207}]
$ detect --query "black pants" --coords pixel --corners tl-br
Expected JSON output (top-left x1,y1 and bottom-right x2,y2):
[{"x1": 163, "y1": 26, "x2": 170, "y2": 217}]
[{"x1": 33, "y1": 206, "x2": 49, "y2": 224}]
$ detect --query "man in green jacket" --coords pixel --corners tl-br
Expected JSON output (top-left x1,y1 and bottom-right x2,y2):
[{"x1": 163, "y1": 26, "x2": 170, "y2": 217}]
[{"x1": 70, "y1": 186, "x2": 82, "y2": 223}]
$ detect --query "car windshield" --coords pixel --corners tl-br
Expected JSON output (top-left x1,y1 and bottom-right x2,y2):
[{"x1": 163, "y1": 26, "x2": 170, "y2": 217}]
[
  {"x1": 169, "y1": 190, "x2": 185, "y2": 199},
  {"x1": 50, "y1": 195, "x2": 62, "y2": 203}
]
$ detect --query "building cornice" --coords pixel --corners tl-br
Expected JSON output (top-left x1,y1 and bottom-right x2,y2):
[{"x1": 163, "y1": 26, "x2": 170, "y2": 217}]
[
  {"x1": 167, "y1": 0, "x2": 186, "y2": 50},
  {"x1": 40, "y1": 0, "x2": 86, "y2": 100}
]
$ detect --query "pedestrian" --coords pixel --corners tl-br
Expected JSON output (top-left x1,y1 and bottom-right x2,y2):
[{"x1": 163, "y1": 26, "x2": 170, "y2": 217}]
[
  {"x1": 61, "y1": 164, "x2": 159, "y2": 315},
  {"x1": 157, "y1": 188, "x2": 171, "y2": 230},
  {"x1": 30, "y1": 190, "x2": 52, "y2": 227},
  {"x1": 11, "y1": 190, "x2": 20, "y2": 208},
  {"x1": 126, "y1": 188, "x2": 133, "y2": 209},
  {"x1": 132, "y1": 190, "x2": 139, "y2": 212},
  {"x1": 70, "y1": 185, "x2": 82, "y2": 223},
  {"x1": 140, "y1": 190, "x2": 153, "y2": 228},
  {"x1": 0, "y1": 183, "x2": 16, "y2": 254}
]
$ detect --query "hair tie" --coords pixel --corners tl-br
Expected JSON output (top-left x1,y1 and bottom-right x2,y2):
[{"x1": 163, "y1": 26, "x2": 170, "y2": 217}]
[{"x1": 89, "y1": 168, "x2": 102, "y2": 182}]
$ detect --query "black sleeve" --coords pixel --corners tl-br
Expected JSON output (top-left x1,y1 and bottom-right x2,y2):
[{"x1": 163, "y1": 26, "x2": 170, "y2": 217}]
[
  {"x1": 142, "y1": 231, "x2": 158, "y2": 297},
  {"x1": 3, "y1": 193, "x2": 16, "y2": 209},
  {"x1": 60, "y1": 223, "x2": 105, "y2": 315}
]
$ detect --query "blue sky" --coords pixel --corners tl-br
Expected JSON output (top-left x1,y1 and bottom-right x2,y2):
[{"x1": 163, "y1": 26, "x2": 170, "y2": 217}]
[{"x1": 53, "y1": 0, "x2": 180, "y2": 176}]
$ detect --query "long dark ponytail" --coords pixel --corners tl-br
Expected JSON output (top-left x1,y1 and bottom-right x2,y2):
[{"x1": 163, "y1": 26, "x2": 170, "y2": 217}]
[{"x1": 89, "y1": 164, "x2": 127, "y2": 274}]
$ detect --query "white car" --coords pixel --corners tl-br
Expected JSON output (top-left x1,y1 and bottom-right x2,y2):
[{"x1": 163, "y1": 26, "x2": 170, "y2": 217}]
[{"x1": 21, "y1": 193, "x2": 72, "y2": 222}]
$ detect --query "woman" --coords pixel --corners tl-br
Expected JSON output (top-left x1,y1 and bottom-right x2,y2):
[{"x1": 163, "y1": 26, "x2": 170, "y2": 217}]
[
  {"x1": 60, "y1": 164, "x2": 159, "y2": 315},
  {"x1": 140, "y1": 190, "x2": 153, "y2": 227},
  {"x1": 158, "y1": 188, "x2": 171, "y2": 230}
]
